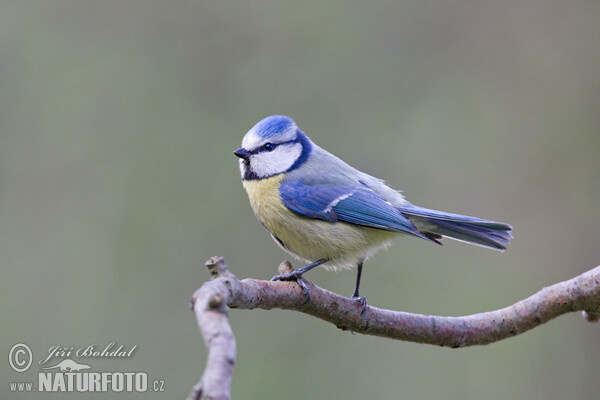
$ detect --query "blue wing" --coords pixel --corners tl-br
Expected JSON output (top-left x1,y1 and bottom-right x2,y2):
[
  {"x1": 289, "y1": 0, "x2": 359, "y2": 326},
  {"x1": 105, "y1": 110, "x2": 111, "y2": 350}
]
[{"x1": 279, "y1": 180, "x2": 431, "y2": 240}]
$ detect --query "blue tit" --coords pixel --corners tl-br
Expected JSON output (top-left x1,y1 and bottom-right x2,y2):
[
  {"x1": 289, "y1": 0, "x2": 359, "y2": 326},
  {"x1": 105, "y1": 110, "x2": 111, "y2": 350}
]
[{"x1": 234, "y1": 115, "x2": 512, "y2": 302}]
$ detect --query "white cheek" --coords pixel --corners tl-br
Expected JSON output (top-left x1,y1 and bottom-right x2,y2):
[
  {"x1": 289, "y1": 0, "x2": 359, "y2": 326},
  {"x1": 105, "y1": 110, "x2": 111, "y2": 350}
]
[
  {"x1": 238, "y1": 159, "x2": 247, "y2": 179},
  {"x1": 251, "y1": 143, "x2": 302, "y2": 178}
]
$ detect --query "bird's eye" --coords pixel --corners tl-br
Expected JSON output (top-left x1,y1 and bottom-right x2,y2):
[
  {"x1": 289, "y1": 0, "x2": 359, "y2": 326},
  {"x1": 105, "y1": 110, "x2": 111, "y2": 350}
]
[{"x1": 263, "y1": 143, "x2": 275, "y2": 152}]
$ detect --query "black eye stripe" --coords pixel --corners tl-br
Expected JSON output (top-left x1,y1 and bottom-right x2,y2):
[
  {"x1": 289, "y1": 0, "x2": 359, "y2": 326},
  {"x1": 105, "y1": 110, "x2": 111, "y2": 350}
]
[{"x1": 246, "y1": 139, "x2": 296, "y2": 155}]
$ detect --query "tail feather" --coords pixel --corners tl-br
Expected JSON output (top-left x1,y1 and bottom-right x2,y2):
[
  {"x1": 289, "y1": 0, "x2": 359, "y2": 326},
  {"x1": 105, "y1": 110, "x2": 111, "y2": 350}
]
[{"x1": 400, "y1": 205, "x2": 512, "y2": 251}]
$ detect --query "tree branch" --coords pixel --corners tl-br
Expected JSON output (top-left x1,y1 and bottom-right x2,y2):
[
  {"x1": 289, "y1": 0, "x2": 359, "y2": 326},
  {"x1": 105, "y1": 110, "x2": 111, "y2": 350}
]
[{"x1": 189, "y1": 256, "x2": 600, "y2": 400}]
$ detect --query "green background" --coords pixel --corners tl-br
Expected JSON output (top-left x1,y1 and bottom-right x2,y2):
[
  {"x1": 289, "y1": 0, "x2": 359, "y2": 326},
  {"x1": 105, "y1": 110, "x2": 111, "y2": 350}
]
[{"x1": 1, "y1": 1, "x2": 599, "y2": 399}]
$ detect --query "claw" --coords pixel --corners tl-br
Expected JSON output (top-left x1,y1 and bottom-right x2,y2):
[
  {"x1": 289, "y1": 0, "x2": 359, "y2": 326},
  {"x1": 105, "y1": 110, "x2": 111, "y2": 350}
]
[
  {"x1": 351, "y1": 295, "x2": 368, "y2": 315},
  {"x1": 296, "y1": 277, "x2": 311, "y2": 305},
  {"x1": 270, "y1": 259, "x2": 327, "y2": 305},
  {"x1": 270, "y1": 270, "x2": 302, "y2": 282},
  {"x1": 271, "y1": 271, "x2": 311, "y2": 304}
]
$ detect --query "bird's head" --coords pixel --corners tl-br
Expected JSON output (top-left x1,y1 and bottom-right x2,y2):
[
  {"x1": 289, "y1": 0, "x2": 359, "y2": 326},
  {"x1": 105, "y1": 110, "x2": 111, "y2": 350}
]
[{"x1": 234, "y1": 115, "x2": 312, "y2": 180}]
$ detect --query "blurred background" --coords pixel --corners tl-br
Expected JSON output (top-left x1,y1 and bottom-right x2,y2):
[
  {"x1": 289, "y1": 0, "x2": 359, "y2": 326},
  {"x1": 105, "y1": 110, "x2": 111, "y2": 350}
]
[{"x1": 1, "y1": 1, "x2": 599, "y2": 399}]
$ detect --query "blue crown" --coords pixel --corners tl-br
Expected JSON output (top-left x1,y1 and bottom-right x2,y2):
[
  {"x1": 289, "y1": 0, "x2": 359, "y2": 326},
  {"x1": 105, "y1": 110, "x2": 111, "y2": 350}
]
[{"x1": 253, "y1": 115, "x2": 296, "y2": 139}]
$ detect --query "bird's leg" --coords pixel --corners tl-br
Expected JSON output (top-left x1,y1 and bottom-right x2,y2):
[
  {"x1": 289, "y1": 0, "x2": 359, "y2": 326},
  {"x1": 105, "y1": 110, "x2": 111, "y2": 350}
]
[
  {"x1": 351, "y1": 261, "x2": 364, "y2": 298},
  {"x1": 271, "y1": 259, "x2": 327, "y2": 304},
  {"x1": 351, "y1": 261, "x2": 368, "y2": 312}
]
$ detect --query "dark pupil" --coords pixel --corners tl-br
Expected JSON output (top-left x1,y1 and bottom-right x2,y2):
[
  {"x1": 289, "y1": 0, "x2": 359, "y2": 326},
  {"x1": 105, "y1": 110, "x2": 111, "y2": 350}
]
[{"x1": 263, "y1": 143, "x2": 275, "y2": 151}]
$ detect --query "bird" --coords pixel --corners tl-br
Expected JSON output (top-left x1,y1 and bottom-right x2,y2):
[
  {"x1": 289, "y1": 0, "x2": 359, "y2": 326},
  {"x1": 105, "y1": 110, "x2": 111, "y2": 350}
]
[{"x1": 234, "y1": 115, "x2": 512, "y2": 304}]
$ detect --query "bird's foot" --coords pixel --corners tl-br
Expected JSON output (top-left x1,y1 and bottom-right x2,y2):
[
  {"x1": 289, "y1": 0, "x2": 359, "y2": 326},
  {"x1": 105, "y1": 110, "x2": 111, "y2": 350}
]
[
  {"x1": 271, "y1": 259, "x2": 327, "y2": 305},
  {"x1": 351, "y1": 295, "x2": 368, "y2": 315},
  {"x1": 271, "y1": 270, "x2": 311, "y2": 305}
]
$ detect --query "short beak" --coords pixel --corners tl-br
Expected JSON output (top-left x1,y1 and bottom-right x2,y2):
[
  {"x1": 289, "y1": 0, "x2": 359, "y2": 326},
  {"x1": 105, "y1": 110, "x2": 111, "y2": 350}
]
[{"x1": 233, "y1": 148, "x2": 249, "y2": 159}]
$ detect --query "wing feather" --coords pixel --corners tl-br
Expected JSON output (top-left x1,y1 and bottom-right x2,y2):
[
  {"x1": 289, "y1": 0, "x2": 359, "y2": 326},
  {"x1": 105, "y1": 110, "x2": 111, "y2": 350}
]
[{"x1": 280, "y1": 181, "x2": 430, "y2": 240}]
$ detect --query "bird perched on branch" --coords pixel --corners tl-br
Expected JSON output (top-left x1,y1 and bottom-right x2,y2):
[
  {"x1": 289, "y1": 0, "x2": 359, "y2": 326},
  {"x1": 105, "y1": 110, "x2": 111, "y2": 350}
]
[{"x1": 234, "y1": 115, "x2": 512, "y2": 304}]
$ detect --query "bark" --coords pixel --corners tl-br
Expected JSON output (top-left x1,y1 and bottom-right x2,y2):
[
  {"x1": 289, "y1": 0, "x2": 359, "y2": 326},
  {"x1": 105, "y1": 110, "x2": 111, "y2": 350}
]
[{"x1": 188, "y1": 256, "x2": 600, "y2": 400}]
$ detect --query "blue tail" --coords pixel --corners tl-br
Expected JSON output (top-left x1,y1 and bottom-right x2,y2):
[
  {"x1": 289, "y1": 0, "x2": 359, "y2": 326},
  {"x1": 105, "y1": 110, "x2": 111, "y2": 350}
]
[{"x1": 400, "y1": 205, "x2": 512, "y2": 251}]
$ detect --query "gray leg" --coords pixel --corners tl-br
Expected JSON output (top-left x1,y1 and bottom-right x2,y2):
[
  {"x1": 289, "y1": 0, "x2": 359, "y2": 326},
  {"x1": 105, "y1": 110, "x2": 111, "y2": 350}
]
[
  {"x1": 351, "y1": 261, "x2": 367, "y2": 313},
  {"x1": 352, "y1": 261, "x2": 364, "y2": 298}
]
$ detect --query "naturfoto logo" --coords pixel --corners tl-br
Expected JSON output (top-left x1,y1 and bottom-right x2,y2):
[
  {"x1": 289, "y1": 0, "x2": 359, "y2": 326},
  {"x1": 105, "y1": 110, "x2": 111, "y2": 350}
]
[{"x1": 8, "y1": 342, "x2": 165, "y2": 394}]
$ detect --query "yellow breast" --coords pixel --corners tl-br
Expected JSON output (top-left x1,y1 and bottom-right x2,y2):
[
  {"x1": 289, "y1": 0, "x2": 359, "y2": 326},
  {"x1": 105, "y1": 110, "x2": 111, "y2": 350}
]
[
  {"x1": 242, "y1": 175, "x2": 397, "y2": 271},
  {"x1": 242, "y1": 175, "x2": 288, "y2": 227}
]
